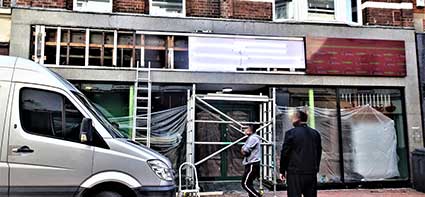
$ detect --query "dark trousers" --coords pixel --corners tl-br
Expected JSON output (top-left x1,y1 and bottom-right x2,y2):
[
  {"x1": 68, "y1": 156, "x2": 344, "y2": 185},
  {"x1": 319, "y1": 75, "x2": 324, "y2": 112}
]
[
  {"x1": 241, "y1": 162, "x2": 260, "y2": 197},
  {"x1": 287, "y1": 173, "x2": 317, "y2": 197}
]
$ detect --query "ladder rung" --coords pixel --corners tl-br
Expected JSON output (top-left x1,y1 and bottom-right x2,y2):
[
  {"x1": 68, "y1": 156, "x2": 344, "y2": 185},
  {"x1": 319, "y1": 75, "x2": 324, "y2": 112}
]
[
  {"x1": 260, "y1": 164, "x2": 274, "y2": 167},
  {"x1": 138, "y1": 78, "x2": 150, "y2": 81},
  {"x1": 136, "y1": 116, "x2": 148, "y2": 120},
  {"x1": 135, "y1": 127, "x2": 148, "y2": 130},
  {"x1": 135, "y1": 137, "x2": 147, "y2": 140},
  {"x1": 137, "y1": 107, "x2": 148, "y2": 110},
  {"x1": 137, "y1": 87, "x2": 149, "y2": 90},
  {"x1": 137, "y1": 97, "x2": 149, "y2": 100}
]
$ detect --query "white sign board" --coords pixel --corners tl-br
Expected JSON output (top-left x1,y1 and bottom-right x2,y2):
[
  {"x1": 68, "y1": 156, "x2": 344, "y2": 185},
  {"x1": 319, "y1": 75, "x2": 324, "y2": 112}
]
[{"x1": 189, "y1": 36, "x2": 305, "y2": 72}]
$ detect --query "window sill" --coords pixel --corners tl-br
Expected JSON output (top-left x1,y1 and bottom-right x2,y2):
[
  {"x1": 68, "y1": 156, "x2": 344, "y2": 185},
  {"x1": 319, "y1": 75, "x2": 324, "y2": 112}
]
[{"x1": 273, "y1": 18, "x2": 362, "y2": 27}]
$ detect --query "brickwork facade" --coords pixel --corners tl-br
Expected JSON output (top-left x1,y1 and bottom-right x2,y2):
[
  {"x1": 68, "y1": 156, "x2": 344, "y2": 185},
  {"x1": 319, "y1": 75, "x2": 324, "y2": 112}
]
[
  {"x1": 1, "y1": 0, "x2": 415, "y2": 26},
  {"x1": 362, "y1": 0, "x2": 414, "y2": 27},
  {"x1": 186, "y1": 0, "x2": 220, "y2": 18},
  {"x1": 15, "y1": 0, "x2": 69, "y2": 8},
  {"x1": 113, "y1": 0, "x2": 147, "y2": 14}
]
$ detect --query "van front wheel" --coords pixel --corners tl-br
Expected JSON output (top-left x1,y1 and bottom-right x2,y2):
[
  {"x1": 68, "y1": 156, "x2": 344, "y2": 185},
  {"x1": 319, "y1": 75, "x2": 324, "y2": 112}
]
[{"x1": 94, "y1": 191, "x2": 123, "y2": 197}]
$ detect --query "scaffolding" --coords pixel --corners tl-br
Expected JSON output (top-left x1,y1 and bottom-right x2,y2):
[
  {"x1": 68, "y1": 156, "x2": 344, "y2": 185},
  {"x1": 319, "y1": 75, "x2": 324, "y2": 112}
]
[
  {"x1": 130, "y1": 78, "x2": 278, "y2": 194},
  {"x1": 185, "y1": 85, "x2": 277, "y2": 196}
]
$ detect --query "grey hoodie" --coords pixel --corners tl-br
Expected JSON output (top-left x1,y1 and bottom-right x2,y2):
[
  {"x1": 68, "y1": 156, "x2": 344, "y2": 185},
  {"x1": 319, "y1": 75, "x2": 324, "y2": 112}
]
[{"x1": 242, "y1": 134, "x2": 261, "y2": 165}]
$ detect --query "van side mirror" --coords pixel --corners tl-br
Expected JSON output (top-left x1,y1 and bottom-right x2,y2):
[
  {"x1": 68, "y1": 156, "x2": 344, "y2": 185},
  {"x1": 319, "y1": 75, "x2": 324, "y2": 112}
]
[{"x1": 80, "y1": 118, "x2": 93, "y2": 144}]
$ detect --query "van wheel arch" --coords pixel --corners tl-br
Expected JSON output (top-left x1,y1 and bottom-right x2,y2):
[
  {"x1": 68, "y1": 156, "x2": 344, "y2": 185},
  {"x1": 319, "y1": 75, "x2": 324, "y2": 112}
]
[{"x1": 82, "y1": 182, "x2": 136, "y2": 197}]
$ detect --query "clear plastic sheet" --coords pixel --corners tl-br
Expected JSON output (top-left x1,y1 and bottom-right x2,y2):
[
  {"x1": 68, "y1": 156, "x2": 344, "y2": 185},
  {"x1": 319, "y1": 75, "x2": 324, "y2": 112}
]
[
  {"x1": 276, "y1": 105, "x2": 400, "y2": 182},
  {"x1": 277, "y1": 106, "x2": 341, "y2": 183},
  {"x1": 341, "y1": 105, "x2": 400, "y2": 181}
]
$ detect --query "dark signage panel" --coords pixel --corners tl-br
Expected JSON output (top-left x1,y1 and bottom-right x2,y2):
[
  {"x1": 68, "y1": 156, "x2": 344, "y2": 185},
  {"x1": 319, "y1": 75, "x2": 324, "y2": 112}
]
[{"x1": 306, "y1": 37, "x2": 406, "y2": 77}]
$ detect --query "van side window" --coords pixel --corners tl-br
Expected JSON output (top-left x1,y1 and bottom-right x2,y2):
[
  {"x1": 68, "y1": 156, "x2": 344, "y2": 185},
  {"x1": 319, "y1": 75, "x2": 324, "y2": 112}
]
[{"x1": 20, "y1": 88, "x2": 82, "y2": 143}]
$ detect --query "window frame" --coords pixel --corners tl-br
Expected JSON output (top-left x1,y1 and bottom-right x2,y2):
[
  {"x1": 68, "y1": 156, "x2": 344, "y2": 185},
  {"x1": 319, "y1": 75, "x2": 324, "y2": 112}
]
[
  {"x1": 73, "y1": 0, "x2": 113, "y2": 13},
  {"x1": 149, "y1": 0, "x2": 186, "y2": 17},
  {"x1": 18, "y1": 86, "x2": 112, "y2": 148},
  {"x1": 273, "y1": 0, "x2": 362, "y2": 25},
  {"x1": 19, "y1": 87, "x2": 83, "y2": 143}
]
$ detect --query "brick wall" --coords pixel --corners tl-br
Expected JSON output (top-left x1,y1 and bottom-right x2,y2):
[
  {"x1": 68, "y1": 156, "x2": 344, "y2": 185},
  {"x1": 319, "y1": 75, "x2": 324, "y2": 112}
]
[
  {"x1": 15, "y1": 0, "x2": 69, "y2": 9},
  {"x1": 232, "y1": 0, "x2": 271, "y2": 20},
  {"x1": 362, "y1": 0, "x2": 414, "y2": 27},
  {"x1": 186, "y1": 0, "x2": 220, "y2": 18},
  {"x1": 2, "y1": 0, "x2": 10, "y2": 7},
  {"x1": 113, "y1": 0, "x2": 147, "y2": 14},
  {"x1": 187, "y1": 0, "x2": 271, "y2": 20}
]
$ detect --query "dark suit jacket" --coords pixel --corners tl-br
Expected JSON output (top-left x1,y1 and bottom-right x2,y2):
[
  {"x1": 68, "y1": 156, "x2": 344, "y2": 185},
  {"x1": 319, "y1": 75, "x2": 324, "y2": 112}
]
[{"x1": 280, "y1": 123, "x2": 322, "y2": 175}]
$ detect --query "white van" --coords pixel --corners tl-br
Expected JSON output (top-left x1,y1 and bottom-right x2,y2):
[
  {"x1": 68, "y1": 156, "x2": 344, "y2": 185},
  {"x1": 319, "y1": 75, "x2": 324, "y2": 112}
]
[{"x1": 0, "y1": 56, "x2": 175, "y2": 196}]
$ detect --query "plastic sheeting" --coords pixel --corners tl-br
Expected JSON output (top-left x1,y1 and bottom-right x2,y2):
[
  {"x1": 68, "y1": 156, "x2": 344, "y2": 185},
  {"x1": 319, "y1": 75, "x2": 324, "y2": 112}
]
[
  {"x1": 341, "y1": 105, "x2": 400, "y2": 181},
  {"x1": 276, "y1": 105, "x2": 400, "y2": 183},
  {"x1": 100, "y1": 102, "x2": 400, "y2": 182},
  {"x1": 102, "y1": 105, "x2": 188, "y2": 169},
  {"x1": 136, "y1": 106, "x2": 187, "y2": 169},
  {"x1": 277, "y1": 106, "x2": 341, "y2": 183}
]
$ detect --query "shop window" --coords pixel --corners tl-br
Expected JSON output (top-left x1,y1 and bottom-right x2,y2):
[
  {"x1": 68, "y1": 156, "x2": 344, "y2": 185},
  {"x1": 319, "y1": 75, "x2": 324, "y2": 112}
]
[
  {"x1": 32, "y1": 26, "x2": 149, "y2": 68},
  {"x1": 117, "y1": 32, "x2": 136, "y2": 67},
  {"x1": 74, "y1": 0, "x2": 113, "y2": 13},
  {"x1": 89, "y1": 30, "x2": 114, "y2": 67},
  {"x1": 276, "y1": 88, "x2": 341, "y2": 183},
  {"x1": 144, "y1": 35, "x2": 167, "y2": 68},
  {"x1": 339, "y1": 88, "x2": 408, "y2": 182},
  {"x1": 150, "y1": 0, "x2": 185, "y2": 17},
  {"x1": 174, "y1": 36, "x2": 189, "y2": 69},
  {"x1": 20, "y1": 88, "x2": 83, "y2": 143}
]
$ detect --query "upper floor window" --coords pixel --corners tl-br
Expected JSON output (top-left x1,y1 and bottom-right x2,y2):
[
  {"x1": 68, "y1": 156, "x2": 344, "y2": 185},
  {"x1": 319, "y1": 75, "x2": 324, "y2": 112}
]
[
  {"x1": 74, "y1": 0, "x2": 113, "y2": 13},
  {"x1": 150, "y1": 0, "x2": 185, "y2": 17},
  {"x1": 275, "y1": 0, "x2": 361, "y2": 24}
]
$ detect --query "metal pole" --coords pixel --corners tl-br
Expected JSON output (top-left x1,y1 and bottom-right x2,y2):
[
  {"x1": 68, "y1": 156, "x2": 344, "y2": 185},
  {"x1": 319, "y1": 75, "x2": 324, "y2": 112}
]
[
  {"x1": 272, "y1": 88, "x2": 277, "y2": 197},
  {"x1": 194, "y1": 120, "x2": 264, "y2": 124},
  {"x1": 132, "y1": 68, "x2": 138, "y2": 141},
  {"x1": 195, "y1": 135, "x2": 248, "y2": 166},
  {"x1": 197, "y1": 103, "x2": 272, "y2": 144},
  {"x1": 194, "y1": 122, "x2": 272, "y2": 166},
  {"x1": 196, "y1": 105, "x2": 241, "y2": 132},
  {"x1": 195, "y1": 96, "x2": 244, "y2": 128},
  {"x1": 147, "y1": 62, "x2": 152, "y2": 148}
]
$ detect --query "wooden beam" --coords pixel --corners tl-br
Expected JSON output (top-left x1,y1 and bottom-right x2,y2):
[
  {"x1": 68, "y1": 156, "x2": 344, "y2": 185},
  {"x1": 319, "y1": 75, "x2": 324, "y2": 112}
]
[
  {"x1": 66, "y1": 29, "x2": 70, "y2": 65},
  {"x1": 101, "y1": 31, "x2": 105, "y2": 66}
]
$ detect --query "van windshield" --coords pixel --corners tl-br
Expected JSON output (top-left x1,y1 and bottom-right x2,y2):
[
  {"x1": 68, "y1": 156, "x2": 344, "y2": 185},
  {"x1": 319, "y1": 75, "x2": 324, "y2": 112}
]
[{"x1": 72, "y1": 91, "x2": 125, "y2": 138}]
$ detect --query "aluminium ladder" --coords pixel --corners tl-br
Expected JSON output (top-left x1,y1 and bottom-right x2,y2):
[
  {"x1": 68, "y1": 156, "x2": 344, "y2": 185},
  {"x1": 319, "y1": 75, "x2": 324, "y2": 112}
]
[{"x1": 132, "y1": 62, "x2": 152, "y2": 147}]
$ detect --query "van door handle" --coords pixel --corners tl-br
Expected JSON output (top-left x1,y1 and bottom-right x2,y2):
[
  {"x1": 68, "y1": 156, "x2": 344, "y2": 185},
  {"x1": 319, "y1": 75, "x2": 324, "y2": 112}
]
[{"x1": 12, "y1": 146, "x2": 34, "y2": 153}]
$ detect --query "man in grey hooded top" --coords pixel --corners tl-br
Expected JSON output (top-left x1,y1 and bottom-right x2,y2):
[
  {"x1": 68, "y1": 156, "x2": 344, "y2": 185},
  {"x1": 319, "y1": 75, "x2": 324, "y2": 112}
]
[{"x1": 241, "y1": 125, "x2": 261, "y2": 197}]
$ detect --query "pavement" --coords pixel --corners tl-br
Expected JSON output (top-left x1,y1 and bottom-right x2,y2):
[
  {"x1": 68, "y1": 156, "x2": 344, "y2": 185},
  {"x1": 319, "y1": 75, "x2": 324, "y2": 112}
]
[{"x1": 197, "y1": 188, "x2": 425, "y2": 196}]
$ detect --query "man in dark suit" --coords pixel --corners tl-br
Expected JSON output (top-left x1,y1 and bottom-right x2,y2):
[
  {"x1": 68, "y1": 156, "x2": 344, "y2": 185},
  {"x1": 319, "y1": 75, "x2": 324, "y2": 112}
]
[{"x1": 279, "y1": 110, "x2": 322, "y2": 197}]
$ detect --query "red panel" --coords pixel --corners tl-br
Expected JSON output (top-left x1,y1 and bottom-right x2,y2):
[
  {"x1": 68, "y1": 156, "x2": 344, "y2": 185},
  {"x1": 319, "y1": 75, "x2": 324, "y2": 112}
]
[{"x1": 306, "y1": 37, "x2": 406, "y2": 77}]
